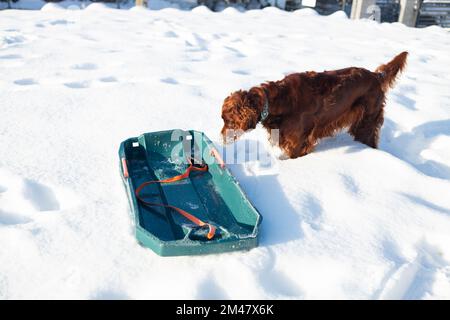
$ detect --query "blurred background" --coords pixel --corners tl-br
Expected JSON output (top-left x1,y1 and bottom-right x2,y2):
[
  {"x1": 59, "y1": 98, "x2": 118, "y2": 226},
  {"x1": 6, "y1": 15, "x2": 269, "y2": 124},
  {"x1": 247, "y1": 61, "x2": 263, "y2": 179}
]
[{"x1": 0, "y1": 1, "x2": 449, "y2": 31}]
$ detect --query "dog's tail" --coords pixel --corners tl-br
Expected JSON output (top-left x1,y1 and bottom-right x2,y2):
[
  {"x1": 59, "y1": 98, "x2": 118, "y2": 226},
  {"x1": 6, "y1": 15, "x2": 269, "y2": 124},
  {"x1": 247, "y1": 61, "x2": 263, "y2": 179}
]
[{"x1": 375, "y1": 51, "x2": 408, "y2": 92}]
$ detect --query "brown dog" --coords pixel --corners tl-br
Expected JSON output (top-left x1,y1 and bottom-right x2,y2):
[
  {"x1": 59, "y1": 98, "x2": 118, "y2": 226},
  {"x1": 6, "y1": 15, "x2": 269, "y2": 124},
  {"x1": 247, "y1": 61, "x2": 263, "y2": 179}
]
[{"x1": 221, "y1": 52, "x2": 408, "y2": 158}]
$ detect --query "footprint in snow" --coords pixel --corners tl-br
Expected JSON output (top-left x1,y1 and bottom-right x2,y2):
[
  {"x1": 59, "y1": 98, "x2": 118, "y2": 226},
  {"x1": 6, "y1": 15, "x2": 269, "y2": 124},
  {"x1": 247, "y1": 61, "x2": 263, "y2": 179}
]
[
  {"x1": 64, "y1": 81, "x2": 90, "y2": 89},
  {"x1": 49, "y1": 19, "x2": 74, "y2": 26},
  {"x1": 14, "y1": 78, "x2": 38, "y2": 86},
  {"x1": 164, "y1": 31, "x2": 178, "y2": 38},
  {"x1": 0, "y1": 176, "x2": 60, "y2": 226},
  {"x1": 392, "y1": 93, "x2": 417, "y2": 111},
  {"x1": 0, "y1": 54, "x2": 22, "y2": 60},
  {"x1": 184, "y1": 33, "x2": 209, "y2": 53},
  {"x1": 418, "y1": 55, "x2": 433, "y2": 63},
  {"x1": 99, "y1": 76, "x2": 118, "y2": 83},
  {"x1": 224, "y1": 46, "x2": 246, "y2": 58},
  {"x1": 232, "y1": 70, "x2": 250, "y2": 75},
  {"x1": 398, "y1": 84, "x2": 416, "y2": 94},
  {"x1": 0, "y1": 209, "x2": 32, "y2": 226},
  {"x1": 377, "y1": 241, "x2": 450, "y2": 299},
  {"x1": 2, "y1": 35, "x2": 26, "y2": 45},
  {"x1": 71, "y1": 63, "x2": 98, "y2": 71},
  {"x1": 256, "y1": 248, "x2": 304, "y2": 298},
  {"x1": 79, "y1": 34, "x2": 98, "y2": 42},
  {"x1": 22, "y1": 179, "x2": 60, "y2": 212},
  {"x1": 195, "y1": 275, "x2": 230, "y2": 300},
  {"x1": 340, "y1": 174, "x2": 360, "y2": 195},
  {"x1": 260, "y1": 269, "x2": 304, "y2": 298},
  {"x1": 160, "y1": 77, "x2": 178, "y2": 85}
]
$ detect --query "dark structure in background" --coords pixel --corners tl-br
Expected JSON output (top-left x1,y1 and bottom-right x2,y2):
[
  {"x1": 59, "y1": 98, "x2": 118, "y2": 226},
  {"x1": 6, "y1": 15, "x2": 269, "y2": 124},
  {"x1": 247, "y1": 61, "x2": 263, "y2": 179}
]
[
  {"x1": 374, "y1": 0, "x2": 401, "y2": 22},
  {"x1": 289, "y1": 0, "x2": 400, "y2": 22},
  {"x1": 314, "y1": 0, "x2": 342, "y2": 15},
  {"x1": 312, "y1": 0, "x2": 449, "y2": 26},
  {"x1": 417, "y1": 0, "x2": 450, "y2": 27}
]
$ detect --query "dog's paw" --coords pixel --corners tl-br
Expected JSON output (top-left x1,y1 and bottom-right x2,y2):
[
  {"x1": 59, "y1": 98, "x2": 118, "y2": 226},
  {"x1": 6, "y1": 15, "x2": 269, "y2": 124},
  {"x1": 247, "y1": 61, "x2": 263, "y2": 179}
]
[{"x1": 272, "y1": 146, "x2": 289, "y2": 160}]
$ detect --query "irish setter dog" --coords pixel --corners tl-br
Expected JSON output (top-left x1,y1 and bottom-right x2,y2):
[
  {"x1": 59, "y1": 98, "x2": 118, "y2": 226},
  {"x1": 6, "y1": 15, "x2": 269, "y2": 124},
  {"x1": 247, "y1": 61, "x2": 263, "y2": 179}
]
[{"x1": 221, "y1": 52, "x2": 408, "y2": 158}]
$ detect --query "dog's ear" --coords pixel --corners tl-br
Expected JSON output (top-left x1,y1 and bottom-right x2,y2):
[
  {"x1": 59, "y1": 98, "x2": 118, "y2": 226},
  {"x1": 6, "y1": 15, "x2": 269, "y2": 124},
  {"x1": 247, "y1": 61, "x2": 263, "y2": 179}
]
[
  {"x1": 241, "y1": 106, "x2": 258, "y2": 130},
  {"x1": 247, "y1": 88, "x2": 266, "y2": 115},
  {"x1": 221, "y1": 89, "x2": 260, "y2": 141},
  {"x1": 232, "y1": 90, "x2": 260, "y2": 130}
]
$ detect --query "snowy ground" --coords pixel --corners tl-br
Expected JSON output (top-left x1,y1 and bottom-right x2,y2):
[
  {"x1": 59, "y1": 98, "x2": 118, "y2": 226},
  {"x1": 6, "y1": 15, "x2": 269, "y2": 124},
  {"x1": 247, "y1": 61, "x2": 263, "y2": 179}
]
[{"x1": 1, "y1": 5, "x2": 450, "y2": 299}]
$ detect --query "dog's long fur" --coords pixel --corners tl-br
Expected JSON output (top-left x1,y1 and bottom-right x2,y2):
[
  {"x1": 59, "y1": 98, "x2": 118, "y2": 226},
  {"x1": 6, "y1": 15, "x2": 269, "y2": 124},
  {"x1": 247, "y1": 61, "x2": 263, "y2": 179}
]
[{"x1": 221, "y1": 52, "x2": 408, "y2": 158}]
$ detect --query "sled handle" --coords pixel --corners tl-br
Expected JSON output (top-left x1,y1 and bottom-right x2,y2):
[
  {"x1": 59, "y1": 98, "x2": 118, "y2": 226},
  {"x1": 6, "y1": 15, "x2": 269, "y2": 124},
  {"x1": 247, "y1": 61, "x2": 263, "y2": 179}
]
[
  {"x1": 211, "y1": 148, "x2": 225, "y2": 169},
  {"x1": 121, "y1": 157, "x2": 129, "y2": 178}
]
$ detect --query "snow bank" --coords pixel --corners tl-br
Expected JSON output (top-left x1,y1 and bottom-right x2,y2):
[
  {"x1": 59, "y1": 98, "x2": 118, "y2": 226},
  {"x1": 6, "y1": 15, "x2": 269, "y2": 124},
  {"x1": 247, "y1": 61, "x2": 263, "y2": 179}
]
[
  {"x1": 41, "y1": 3, "x2": 65, "y2": 11},
  {"x1": 1, "y1": 7, "x2": 450, "y2": 299}
]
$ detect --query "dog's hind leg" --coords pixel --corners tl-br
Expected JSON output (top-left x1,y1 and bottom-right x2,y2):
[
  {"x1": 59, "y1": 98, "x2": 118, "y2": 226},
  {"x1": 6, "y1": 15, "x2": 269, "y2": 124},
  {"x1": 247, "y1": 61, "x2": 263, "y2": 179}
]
[{"x1": 349, "y1": 95, "x2": 385, "y2": 148}]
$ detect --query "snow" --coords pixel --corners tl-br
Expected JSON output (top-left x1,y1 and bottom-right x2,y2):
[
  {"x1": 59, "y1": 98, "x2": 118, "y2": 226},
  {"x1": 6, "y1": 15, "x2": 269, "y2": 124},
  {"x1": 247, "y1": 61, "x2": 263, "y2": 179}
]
[{"x1": 1, "y1": 5, "x2": 450, "y2": 299}]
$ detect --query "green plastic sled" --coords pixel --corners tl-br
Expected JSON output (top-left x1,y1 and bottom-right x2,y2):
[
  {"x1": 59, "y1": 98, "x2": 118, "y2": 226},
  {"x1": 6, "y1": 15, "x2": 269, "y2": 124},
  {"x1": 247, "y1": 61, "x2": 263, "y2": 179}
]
[{"x1": 118, "y1": 129, "x2": 262, "y2": 256}]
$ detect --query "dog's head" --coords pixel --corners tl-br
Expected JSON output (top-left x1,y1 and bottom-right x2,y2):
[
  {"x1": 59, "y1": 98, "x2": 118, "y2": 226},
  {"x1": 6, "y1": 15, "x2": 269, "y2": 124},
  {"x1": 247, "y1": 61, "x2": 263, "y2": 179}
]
[{"x1": 220, "y1": 90, "x2": 261, "y2": 144}]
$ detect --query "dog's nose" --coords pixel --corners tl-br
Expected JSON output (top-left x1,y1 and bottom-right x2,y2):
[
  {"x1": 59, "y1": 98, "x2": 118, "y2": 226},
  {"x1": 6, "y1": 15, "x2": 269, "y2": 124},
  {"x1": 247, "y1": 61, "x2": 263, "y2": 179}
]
[{"x1": 221, "y1": 130, "x2": 233, "y2": 145}]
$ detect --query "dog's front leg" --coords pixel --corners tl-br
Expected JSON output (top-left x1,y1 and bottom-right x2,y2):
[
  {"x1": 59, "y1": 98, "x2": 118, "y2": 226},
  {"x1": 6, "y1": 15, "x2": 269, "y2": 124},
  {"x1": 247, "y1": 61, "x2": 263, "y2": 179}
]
[{"x1": 278, "y1": 131, "x2": 314, "y2": 159}]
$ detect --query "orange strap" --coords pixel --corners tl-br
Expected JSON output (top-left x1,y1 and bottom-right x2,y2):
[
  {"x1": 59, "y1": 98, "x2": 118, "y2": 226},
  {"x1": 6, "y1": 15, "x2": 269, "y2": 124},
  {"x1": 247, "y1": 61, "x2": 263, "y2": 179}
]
[{"x1": 134, "y1": 161, "x2": 216, "y2": 240}]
